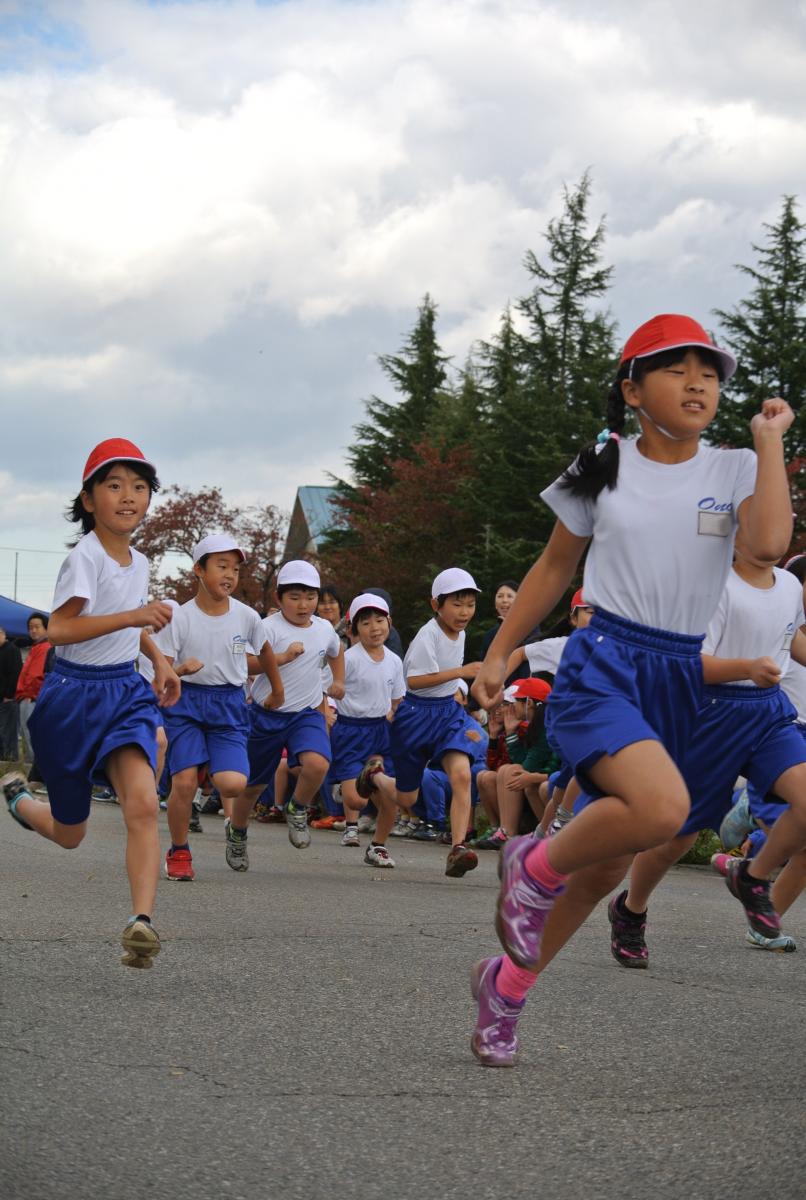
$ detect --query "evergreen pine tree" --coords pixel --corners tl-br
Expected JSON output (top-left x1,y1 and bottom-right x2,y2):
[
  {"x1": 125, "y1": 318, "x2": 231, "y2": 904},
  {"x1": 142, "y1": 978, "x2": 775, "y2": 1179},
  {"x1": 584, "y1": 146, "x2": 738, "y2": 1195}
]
[
  {"x1": 709, "y1": 195, "x2": 806, "y2": 455},
  {"x1": 348, "y1": 294, "x2": 451, "y2": 489}
]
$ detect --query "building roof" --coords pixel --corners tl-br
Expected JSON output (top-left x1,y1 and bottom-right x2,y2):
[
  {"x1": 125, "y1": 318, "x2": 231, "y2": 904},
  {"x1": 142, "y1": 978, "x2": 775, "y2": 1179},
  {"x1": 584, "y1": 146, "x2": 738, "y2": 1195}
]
[{"x1": 285, "y1": 486, "x2": 341, "y2": 559}]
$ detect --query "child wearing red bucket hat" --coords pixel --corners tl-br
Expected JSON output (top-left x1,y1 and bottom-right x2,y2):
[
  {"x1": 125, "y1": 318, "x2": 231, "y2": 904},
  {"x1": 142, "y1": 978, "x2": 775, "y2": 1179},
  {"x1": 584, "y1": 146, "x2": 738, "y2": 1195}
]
[
  {"x1": 1, "y1": 438, "x2": 180, "y2": 969},
  {"x1": 469, "y1": 313, "x2": 806, "y2": 1067}
]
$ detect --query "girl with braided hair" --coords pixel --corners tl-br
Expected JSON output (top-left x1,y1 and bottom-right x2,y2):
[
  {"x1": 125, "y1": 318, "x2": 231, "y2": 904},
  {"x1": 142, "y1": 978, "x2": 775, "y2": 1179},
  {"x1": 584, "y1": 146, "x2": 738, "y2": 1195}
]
[{"x1": 468, "y1": 313, "x2": 805, "y2": 1066}]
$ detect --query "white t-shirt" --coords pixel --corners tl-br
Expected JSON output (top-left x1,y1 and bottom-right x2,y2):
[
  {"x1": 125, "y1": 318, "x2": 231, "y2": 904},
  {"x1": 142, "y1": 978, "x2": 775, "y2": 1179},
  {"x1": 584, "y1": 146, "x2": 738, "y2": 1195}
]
[
  {"x1": 53, "y1": 531, "x2": 150, "y2": 666},
  {"x1": 137, "y1": 620, "x2": 175, "y2": 684},
  {"x1": 524, "y1": 636, "x2": 569, "y2": 676},
  {"x1": 251, "y1": 612, "x2": 341, "y2": 711},
  {"x1": 542, "y1": 438, "x2": 757, "y2": 636},
  {"x1": 782, "y1": 660, "x2": 806, "y2": 720},
  {"x1": 162, "y1": 597, "x2": 267, "y2": 687},
  {"x1": 703, "y1": 567, "x2": 805, "y2": 687},
  {"x1": 337, "y1": 644, "x2": 406, "y2": 719},
  {"x1": 403, "y1": 617, "x2": 465, "y2": 699}
]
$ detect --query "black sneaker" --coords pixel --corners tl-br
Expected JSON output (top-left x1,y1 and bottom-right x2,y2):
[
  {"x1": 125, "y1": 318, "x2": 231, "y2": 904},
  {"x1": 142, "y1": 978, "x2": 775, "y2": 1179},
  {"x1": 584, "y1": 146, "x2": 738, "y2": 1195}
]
[
  {"x1": 1, "y1": 771, "x2": 34, "y2": 830},
  {"x1": 189, "y1": 803, "x2": 204, "y2": 834},
  {"x1": 725, "y1": 859, "x2": 781, "y2": 940},
  {"x1": 200, "y1": 795, "x2": 221, "y2": 815},
  {"x1": 607, "y1": 891, "x2": 648, "y2": 968}
]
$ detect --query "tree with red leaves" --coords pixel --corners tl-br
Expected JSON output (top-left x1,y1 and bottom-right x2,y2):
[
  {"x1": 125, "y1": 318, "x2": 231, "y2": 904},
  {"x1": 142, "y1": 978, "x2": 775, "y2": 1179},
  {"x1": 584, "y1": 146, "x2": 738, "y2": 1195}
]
[
  {"x1": 320, "y1": 442, "x2": 477, "y2": 643},
  {"x1": 135, "y1": 485, "x2": 288, "y2": 613}
]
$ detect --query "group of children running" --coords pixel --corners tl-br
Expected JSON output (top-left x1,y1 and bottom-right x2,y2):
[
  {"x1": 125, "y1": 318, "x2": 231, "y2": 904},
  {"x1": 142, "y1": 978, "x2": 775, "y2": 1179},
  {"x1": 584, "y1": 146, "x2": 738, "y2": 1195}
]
[{"x1": 2, "y1": 312, "x2": 805, "y2": 1071}]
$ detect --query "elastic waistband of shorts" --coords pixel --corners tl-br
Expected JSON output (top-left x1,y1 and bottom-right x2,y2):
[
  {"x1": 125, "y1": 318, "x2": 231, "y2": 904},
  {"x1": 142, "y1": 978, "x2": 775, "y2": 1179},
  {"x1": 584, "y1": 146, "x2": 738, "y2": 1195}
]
[
  {"x1": 403, "y1": 691, "x2": 459, "y2": 707},
  {"x1": 704, "y1": 683, "x2": 781, "y2": 702},
  {"x1": 589, "y1": 610, "x2": 704, "y2": 658},
  {"x1": 334, "y1": 714, "x2": 388, "y2": 726},
  {"x1": 181, "y1": 681, "x2": 243, "y2": 695},
  {"x1": 53, "y1": 657, "x2": 136, "y2": 680}
]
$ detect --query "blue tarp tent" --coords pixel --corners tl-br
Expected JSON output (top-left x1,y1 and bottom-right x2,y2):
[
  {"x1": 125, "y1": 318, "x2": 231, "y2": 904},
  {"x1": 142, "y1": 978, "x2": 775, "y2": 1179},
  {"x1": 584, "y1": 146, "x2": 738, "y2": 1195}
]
[{"x1": 0, "y1": 595, "x2": 49, "y2": 639}]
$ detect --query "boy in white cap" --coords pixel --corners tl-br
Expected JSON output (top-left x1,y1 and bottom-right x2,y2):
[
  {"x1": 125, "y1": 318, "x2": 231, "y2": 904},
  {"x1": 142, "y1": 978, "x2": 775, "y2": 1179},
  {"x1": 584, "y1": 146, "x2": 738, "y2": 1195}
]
[
  {"x1": 230, "y1": 559, "x2": 345, "y2": 858},
  {"x1": 329, "y1": 593, "x2": 405, "y2": 863},
  {"x1": 365, "y1": 568, "x2": 482, "y2": 876},
  {"x1": 160, "y1": 534, "x2": 284, "y2": 880}
]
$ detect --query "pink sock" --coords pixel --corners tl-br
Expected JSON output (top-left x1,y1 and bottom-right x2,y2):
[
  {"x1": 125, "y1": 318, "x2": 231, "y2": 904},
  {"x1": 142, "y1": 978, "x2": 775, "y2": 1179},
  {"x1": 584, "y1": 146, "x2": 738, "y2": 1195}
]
[
  {"x1": 524, "y1": 837, "x2": 568, "y2": 894},
  {"x1": 496, "y1": 955, "x2": 538, "y2": 1004}
]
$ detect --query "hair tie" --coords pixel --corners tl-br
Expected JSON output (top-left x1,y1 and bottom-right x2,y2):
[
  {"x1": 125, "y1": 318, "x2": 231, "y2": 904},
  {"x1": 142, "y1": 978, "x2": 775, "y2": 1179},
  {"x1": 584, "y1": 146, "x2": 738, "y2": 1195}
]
[{"x1": 596, "y1": 429, "x2": 620, "y2": 444}]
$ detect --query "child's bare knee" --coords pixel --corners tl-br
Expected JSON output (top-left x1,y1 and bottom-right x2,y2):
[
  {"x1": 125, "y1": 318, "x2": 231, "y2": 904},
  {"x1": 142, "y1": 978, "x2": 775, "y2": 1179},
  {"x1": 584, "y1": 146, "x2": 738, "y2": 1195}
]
[{"x1": 54, "y1": 825, "x2": 86, "y2": 850}]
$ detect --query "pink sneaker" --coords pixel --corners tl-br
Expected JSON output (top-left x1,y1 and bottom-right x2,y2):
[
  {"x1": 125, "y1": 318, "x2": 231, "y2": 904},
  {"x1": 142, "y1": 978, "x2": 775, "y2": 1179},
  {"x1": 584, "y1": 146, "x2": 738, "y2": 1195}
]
[
  {"x1": 710, "y1": 852, "x2": 733, "y2": 878},
  {"x1": 470, "y1": 956, "x2": 523, "y2": 1067},
  {"x1": 495, "y1": 835, "x2": 562, "y2": 970}
]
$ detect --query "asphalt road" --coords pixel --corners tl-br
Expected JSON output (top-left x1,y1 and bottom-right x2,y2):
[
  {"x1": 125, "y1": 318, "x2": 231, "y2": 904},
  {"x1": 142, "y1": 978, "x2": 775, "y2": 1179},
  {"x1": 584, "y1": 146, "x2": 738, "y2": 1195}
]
[{"x1": 2, "y1": 803, "x2": 805, "y2": 1200}]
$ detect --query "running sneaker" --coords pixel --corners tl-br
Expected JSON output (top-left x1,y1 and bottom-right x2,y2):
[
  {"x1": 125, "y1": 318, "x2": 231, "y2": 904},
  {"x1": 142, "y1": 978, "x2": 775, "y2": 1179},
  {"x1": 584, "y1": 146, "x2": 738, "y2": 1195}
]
[
  {"x1": 364, "y1": 842, "x2": 395, "y2": 868},
  {"x1": 285, "y1": 800, "x2": 311, "y2": 849},
  {"x1": 256, "y1": 805, "x2": 285, "y2": 824},
  {"x1": 445, "y1": 844, "x2": 478, "y2": 877},
  {"x1": 710, "y1": 852, "x2": 733, "y2": 877},
  {"x1": 495, "y1": 835, "x2": 562, "y2": 969},
  {"x1": 164, "y1": 847, "x2": 194, "y2": 881},
  {"x1": 724, "y1": 858, "x2": 782, "y2": 939},
  {"x1": 390, "y1": 815, "x2": 414, "y2": 837},
  {"x1": 189, "y1": 803, "x2": 204, "y2": 834},
  {"x1": 356, "y1": 755, "x2": 385, "y2": 800},
  {"x1": 1, "y1": 771, "x2": 34, "y2": 830},
  {"x1": 121, "y1": 918, "x2": 161, "y2": 969},
  {"x1": 357, "y1": 815, "x2": 376, "y2": 834},
  {"x1": 410, "y1": 821, "x2": 438, "y2": 841},
  {"x1": 473, "y1": 827, "x2": 508, "y2": 851},
  {"x1": 224, "y1": 820, "x2": 249, "y2": 871},
  {"x1": 745, "y1": 928, "x2": 797, "y2": 953},
  {"x1": 92, "y1": 786, "x2": 117, "y2": 803},
  {"x1": 719, "y1": 787, "x2": 753, "y2": 850},
  {"x1": 310, "y1": 814, "x2": 342, "y2": 829},
  {"x1": 341, "y1": 826, "x2": 360, "y2": 848},
  {"x1": 470, "y1": 956, "x2": 523, "y2": 1068},
  {"x1": 607, "y1": 891, "x2": 649, "y2": 969},
  {"x1": 200, "y1": 795, "x2": 222, "y2": 815}
]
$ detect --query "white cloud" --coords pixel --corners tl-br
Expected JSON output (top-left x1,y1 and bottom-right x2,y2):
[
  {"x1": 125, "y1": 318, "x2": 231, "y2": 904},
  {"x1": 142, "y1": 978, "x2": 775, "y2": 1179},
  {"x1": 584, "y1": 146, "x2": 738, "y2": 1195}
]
[{"x1": 1, "y1": 0, "x2": 805, "y2": 590}]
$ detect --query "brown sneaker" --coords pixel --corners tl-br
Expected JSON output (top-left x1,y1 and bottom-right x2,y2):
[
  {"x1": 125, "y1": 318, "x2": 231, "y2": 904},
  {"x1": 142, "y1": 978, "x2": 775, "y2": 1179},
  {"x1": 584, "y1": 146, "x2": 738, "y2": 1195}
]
[
  {"x1": 356, "y1": 755, "x2": 385, "y2": 800},
  {"x1": 445, "y1": 844, "x2": 478, "y2": 878},
  {"x1": 121, "y1": 919, "x2": 161, "y2": 969}
]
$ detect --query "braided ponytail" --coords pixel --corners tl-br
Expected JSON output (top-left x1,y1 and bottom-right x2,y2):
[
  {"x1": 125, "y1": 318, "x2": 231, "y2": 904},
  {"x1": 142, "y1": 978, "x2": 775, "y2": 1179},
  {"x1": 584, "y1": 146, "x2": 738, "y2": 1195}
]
[{"x1": 560, "y1": 365, "x2": 629, "y2": 500}]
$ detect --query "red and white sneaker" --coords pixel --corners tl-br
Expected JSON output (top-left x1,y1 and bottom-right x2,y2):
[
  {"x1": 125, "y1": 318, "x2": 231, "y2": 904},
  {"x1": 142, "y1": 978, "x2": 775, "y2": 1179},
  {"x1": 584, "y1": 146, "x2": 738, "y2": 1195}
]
[{"x1": 165, "y1": 847, "x2": 194, "y2": 881}]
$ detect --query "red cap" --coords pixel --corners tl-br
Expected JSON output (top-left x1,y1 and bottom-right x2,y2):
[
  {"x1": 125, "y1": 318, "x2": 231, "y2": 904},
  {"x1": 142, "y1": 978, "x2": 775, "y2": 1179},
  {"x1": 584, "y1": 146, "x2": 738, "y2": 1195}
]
[
  {"x1": 511, "y1": 677, "x2": 552, "y2": 703},
  {"x1": 620, "y1": 314, "x2": 736, "y2": 381},
  {"x1": 570, "y1": 588, "x2": 586, "y2": 611},
  {"x1": 82, "y1": 438, "x2": 155, "y2": 484}
]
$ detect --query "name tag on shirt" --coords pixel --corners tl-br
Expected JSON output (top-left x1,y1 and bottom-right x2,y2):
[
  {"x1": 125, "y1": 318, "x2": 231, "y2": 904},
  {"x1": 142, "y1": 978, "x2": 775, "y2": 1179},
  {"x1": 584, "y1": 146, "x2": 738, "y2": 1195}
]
[
  {"x1": 232, "y1": 637, "x2": 247, "y2": 655},
  {"x1": 783, "y1": 629, "x2": 795, "y2": 652},
  {"x1": 698, "y1": 510, "x2": 732, "y2": 537}
]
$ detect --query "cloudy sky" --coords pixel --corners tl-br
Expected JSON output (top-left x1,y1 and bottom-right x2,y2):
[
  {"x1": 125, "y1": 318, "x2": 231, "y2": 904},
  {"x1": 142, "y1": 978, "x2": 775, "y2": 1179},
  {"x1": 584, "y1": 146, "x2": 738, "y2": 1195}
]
[{"x1": 1, "y1": 0, "x2": 805, "y2": 607}]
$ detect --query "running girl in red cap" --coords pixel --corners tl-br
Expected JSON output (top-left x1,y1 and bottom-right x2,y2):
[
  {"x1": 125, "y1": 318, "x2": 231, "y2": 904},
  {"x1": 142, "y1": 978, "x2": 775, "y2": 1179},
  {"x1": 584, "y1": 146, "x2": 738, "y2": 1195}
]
[
  {"x1": 1, "y1": 438, "x2": 180, "y2": 969},
  {"x1": 469, "y1": 313, "x2": 805, "y2": 1066}
]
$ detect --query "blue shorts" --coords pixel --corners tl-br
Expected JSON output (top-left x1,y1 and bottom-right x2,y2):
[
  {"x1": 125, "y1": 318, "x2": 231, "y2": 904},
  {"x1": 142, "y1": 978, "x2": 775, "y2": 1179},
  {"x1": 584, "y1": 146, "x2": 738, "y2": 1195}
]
[
  {"x1": 548, "y1": 763, "x2": 574, "y2": 796},
  {"x1": 29, "y1": 657, "x2": 159, "y2": 826},
  {"x1": 745, "y1": 721, "x2": 806, "y2": 828},
  {"x1": 247, "y1": 706, "x2": 330, "y2": 787},
  {"x1": 546, "y1": 609, "x2": 704, "y2": 798},
  {"x1": 390, "y1": 692, "x2": 475, "y2": 793},
  {"x1": 163, "y1": 682, "x2": 250, "y2": 779},
  {"x1": 329, "y1": 715, "x2": 393, "y2": 783},
  {"x1": 679, "y1": 685, "x2": 806, "y2": 836}
]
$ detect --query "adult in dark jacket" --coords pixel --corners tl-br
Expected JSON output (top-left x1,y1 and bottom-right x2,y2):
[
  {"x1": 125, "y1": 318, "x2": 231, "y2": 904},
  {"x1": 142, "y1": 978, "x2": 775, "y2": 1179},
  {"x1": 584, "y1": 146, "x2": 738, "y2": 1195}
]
[
  {"x1": 477, "y1": 580, "x2": 540, "y2": 685},
  {"x1": 0, "y1": 626, "x2": 22, "y2": 759}
]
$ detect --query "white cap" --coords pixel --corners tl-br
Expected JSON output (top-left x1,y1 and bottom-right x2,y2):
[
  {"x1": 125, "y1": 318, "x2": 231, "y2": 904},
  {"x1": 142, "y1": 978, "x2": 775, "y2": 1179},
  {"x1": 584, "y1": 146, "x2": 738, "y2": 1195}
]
[
  {"x1": 431, "y1": 567, "x2": 480, "y2": 599},
  {"x1": 193, "y1": 533, "x2": 245, "y2": 565},
  {"x1": 276, "y1": 559, "x2": 321, "y2": 589},
  {"x1": 503, "y1": 684, "x2": 520, "y2": 703},
  {"x1": 348, "y1": 592, "x2": 390, "y2": 622}
]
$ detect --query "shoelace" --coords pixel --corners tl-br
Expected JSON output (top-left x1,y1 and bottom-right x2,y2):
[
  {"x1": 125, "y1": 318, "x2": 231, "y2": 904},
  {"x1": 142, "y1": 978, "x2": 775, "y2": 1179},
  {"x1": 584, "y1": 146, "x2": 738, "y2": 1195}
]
[
  {"x1": 287, "y1": 805, "x2": 308, "y2": 830},
  {"x1": 371, "y1": 846, "x2": 390, "y2": 860}
]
